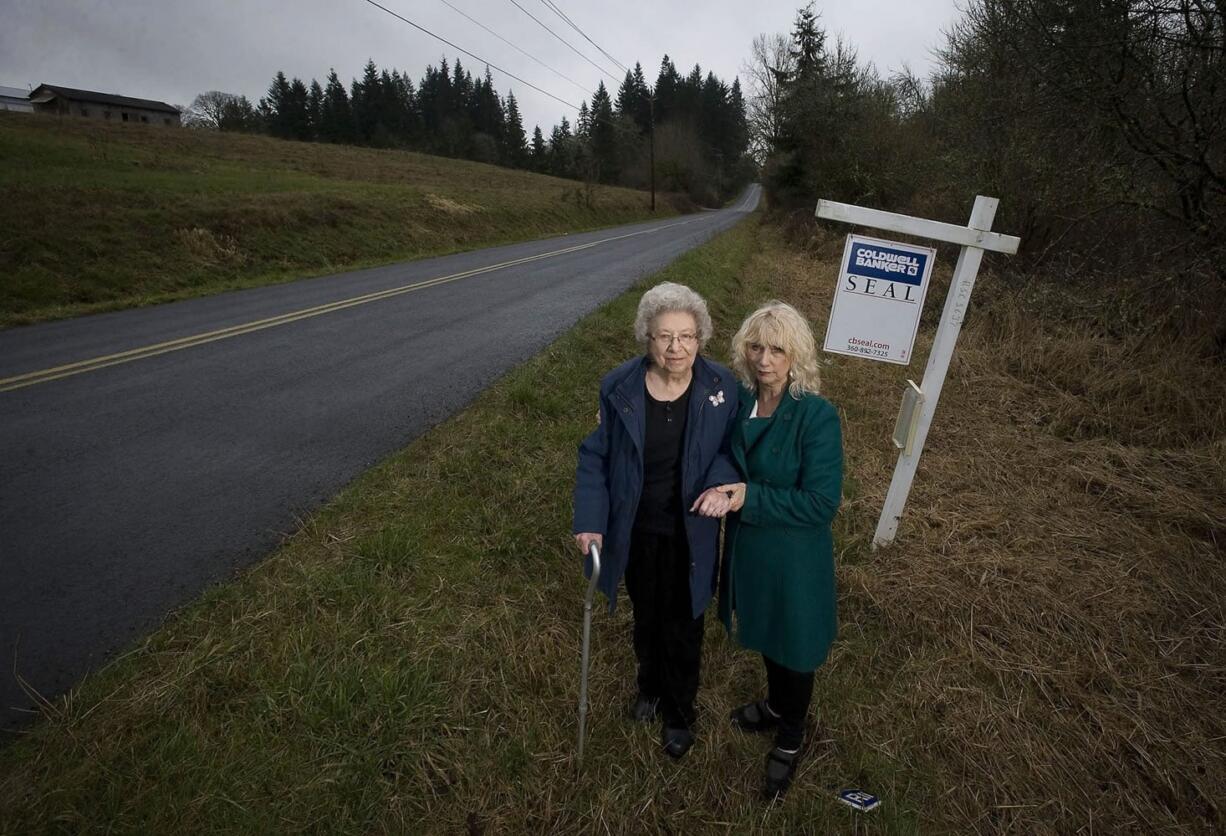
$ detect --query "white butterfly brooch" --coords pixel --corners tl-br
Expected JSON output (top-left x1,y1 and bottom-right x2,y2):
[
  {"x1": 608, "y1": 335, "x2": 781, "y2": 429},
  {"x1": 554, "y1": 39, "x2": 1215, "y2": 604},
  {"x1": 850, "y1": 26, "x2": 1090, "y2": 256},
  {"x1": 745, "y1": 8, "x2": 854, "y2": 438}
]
[{"x1": 708, "y1": 390, "x2": 726, "y2": 407}]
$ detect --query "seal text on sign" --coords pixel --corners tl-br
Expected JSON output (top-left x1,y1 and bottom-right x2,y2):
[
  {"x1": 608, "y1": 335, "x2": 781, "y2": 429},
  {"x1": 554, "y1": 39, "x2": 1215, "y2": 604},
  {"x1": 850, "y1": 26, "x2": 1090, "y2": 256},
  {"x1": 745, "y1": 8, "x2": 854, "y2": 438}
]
[{"x1": 823, "y1": 234, "x2": 936, "y2": 365}]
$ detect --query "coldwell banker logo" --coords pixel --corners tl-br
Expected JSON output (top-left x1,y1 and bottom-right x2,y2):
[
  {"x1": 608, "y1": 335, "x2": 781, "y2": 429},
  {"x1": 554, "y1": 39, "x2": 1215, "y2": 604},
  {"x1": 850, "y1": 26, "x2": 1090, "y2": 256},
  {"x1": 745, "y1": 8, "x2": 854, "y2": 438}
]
[{"x1": 844, "y1": 243, "x2": 928, "y2": 302}]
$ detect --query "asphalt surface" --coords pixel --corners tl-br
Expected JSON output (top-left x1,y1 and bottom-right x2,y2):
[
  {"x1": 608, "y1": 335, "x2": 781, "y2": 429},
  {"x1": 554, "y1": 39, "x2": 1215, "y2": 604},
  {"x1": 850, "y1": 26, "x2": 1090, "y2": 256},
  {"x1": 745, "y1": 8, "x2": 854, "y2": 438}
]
[{"x1": 0, "y1": 185, "x2": 761, "y2": 732}]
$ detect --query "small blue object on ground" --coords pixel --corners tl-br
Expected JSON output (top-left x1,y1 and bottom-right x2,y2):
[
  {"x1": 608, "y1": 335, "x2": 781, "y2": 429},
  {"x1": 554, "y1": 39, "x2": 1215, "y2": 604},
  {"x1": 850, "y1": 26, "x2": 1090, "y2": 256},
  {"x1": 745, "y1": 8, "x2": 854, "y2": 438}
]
[{"x1": 837, "y1": 789, "x2": 881, "y2": 812}]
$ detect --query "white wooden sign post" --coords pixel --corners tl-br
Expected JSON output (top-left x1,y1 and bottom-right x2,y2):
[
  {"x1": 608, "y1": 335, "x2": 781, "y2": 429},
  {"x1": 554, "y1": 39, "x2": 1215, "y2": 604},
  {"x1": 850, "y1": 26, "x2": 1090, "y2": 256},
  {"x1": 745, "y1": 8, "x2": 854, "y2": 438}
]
[{"x1": 815, "y1": 195, "x2": 1021, "y2": 547}]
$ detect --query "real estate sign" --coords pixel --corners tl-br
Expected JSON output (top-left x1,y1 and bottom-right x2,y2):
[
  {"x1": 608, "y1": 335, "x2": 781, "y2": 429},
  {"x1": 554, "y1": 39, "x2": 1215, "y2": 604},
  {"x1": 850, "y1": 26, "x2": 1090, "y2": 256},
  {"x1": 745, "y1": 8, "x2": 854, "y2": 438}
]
[{"x1": 823, "y1": 234, "x2": 936, "y2": 365}]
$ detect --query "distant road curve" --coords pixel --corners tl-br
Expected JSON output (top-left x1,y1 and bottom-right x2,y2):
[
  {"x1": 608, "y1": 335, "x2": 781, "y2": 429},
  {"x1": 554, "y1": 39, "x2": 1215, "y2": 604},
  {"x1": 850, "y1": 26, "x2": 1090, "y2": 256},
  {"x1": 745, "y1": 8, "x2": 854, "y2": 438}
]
[{"x1": 0, "y1": 184, "x2": 761, "y2": 731}]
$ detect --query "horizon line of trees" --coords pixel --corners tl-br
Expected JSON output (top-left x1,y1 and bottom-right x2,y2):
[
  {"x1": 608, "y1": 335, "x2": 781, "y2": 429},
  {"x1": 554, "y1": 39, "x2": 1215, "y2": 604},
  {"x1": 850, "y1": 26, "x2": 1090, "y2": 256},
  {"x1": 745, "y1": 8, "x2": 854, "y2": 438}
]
[
  {"x1": 185, "y1": 55, "x2": 753, "y2": 205},
  {"x1": 747, "y1": 1, "x2": 1224, "y2": 281}
]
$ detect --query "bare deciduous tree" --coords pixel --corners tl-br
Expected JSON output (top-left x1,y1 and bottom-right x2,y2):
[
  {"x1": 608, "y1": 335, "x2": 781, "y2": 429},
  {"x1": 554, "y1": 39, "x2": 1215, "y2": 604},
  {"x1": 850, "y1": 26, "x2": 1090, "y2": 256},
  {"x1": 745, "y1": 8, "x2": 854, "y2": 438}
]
[
  {"x1": 742, "y1": 33, "x2": 795, "y2": 165},
  {"x1": 183, "y1": 91, "x2": 235, "y2": 129}
]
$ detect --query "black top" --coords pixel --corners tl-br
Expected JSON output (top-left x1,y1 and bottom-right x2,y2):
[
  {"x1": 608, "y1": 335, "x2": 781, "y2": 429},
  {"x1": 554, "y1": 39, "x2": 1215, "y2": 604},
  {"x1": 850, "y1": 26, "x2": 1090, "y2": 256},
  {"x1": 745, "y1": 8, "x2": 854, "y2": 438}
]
[{"x1": 634, "y1": 378, "x2": 692, "y2": 535}]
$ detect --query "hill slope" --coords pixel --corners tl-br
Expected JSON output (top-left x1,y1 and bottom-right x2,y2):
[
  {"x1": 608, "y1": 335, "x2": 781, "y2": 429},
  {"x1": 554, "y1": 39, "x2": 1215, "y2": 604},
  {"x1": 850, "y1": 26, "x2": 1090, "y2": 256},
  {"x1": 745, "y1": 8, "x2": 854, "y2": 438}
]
[{"x1": 0, "y1": 114, "x2": 681, "y2": 327}]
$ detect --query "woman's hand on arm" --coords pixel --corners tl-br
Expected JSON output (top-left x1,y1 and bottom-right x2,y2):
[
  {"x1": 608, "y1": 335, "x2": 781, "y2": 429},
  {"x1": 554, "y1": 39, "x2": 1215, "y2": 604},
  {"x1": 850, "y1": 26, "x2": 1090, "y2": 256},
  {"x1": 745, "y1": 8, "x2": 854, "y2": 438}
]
[
  {"x1": 690, "y1": 487, "x2": 732, "y2": 518},
  {"x1": 711, "y1": 482, "x2": 746, "y2": 512}
]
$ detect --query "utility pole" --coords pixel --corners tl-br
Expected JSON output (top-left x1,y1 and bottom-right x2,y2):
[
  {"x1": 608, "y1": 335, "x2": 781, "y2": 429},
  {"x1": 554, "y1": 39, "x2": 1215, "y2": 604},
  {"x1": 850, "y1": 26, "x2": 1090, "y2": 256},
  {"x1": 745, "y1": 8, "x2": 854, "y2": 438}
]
[{"x1": 649, "y1": 94, "x2": 656, "y2": 212}]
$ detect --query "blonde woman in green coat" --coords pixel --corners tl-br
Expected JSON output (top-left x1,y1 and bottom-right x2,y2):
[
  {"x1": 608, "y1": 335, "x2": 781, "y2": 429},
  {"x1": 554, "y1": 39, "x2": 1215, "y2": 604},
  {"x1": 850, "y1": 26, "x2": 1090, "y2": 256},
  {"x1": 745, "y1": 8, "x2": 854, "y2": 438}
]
[{"x1": 713, "y1": 301, "x2": 843, "y2": 800}]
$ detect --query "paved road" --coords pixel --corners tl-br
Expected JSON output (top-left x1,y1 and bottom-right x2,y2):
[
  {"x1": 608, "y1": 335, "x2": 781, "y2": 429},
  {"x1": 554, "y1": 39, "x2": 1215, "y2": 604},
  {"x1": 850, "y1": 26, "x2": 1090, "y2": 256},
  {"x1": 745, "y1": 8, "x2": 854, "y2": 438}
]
[{"x1": 0, "y1": 185, "x2": 760, "y2": 731}]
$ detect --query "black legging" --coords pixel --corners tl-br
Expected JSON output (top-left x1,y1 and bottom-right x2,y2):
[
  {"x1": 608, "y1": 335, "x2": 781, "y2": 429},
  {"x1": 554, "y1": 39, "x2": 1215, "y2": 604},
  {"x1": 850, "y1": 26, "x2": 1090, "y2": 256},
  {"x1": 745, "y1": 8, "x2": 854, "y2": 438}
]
[{"x1": 764, "y1": 655, "x2": 815, "y2": 750}]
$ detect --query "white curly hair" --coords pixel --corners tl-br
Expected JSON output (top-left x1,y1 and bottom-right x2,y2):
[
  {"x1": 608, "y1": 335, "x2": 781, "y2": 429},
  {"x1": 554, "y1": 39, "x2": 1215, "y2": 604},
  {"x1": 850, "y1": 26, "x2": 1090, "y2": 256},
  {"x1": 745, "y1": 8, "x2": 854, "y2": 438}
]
[{"x1": 633, "y1": 282, "x2": 714, "y2": 350}]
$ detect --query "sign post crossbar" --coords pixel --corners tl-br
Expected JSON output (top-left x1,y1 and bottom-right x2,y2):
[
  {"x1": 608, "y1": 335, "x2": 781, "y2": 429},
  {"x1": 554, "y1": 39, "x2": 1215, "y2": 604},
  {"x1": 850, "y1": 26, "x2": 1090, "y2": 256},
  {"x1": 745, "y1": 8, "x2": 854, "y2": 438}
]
[{"x1": 815, "y1": 195, "x2": 1020, "y2": 547}]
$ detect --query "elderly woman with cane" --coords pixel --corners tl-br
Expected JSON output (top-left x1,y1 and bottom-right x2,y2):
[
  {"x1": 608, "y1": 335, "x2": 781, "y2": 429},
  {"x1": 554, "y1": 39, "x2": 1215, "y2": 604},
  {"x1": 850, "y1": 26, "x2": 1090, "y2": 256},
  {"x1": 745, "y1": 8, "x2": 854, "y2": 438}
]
[
  {"x1": 712, "y1": 301, "x2": 843, "y2": 800},
  {"x1": 573, "y1": 282, "x2": 740, "y2": 759}
]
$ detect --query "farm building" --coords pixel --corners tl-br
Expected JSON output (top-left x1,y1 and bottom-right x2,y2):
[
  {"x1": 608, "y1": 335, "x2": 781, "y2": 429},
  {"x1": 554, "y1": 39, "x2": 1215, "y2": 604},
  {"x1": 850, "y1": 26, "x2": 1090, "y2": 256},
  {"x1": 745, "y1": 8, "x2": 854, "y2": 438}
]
[
  {"x1": 28, "y1": 84, "x2": 180, "y2": 126},
  {"x1": 0, "y1": 86, "x2": 33, "y2": 112}
]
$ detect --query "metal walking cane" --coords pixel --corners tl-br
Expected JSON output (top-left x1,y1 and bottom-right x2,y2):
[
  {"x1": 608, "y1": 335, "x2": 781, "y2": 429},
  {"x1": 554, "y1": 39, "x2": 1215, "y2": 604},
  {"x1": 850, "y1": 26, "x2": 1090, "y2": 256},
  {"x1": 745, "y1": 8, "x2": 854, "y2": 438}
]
[{"x1": 577, "y1": 542, "x2": 601, "y2": 764}]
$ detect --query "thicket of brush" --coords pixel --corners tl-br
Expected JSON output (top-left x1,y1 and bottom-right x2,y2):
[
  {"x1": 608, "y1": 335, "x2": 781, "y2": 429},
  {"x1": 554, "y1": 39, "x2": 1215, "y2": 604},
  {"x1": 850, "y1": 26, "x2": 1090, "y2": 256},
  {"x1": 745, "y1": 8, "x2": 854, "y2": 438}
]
[
  {"x1": 751, "y1": 1, "x2": 1225, "y2": 291},
  {"x1": 788, "y1": 215, "x2": 1225, "y2": 832}
]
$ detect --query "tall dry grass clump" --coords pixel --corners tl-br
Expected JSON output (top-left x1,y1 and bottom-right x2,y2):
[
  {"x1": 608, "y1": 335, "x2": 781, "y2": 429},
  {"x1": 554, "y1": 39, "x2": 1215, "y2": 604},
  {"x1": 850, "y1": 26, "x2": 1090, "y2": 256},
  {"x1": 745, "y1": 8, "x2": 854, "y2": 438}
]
[{"x1": 780, "y1": 222, "x2": 1225, "y2": 833}]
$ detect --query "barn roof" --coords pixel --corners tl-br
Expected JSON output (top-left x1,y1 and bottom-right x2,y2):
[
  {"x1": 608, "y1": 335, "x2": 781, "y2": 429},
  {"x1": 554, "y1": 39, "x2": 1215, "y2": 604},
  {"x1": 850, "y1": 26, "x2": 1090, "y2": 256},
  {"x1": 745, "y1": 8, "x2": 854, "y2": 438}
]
[{"x1": 30, "y1": 84, "x2": 179, "y2": 114}]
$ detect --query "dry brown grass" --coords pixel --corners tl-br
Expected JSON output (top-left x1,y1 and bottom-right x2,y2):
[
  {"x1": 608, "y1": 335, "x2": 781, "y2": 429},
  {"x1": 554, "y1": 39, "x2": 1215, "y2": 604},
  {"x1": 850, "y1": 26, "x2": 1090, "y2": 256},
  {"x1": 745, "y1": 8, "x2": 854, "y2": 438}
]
[
  {"x1": 778, "y1": 220, "x2": 1226, "y2": 833},
  {"x1": 1, "y1": 218, "x2": 1221, "y2": 833}
]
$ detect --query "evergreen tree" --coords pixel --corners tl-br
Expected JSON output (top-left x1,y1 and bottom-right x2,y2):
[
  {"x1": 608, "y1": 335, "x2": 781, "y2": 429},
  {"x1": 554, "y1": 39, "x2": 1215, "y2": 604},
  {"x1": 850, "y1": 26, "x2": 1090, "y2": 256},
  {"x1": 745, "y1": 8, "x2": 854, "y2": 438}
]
[
  {"x1": 549, "y1": 116, "x2": 574, "y2": 178},
  {"x1": 319, "y1": 69, "x2": 353, "y2": 144},
  {"x1": 219, "y1": 95, "x2": 262, "y2": 133},
  {"x1": 503, "y1": 91, "x2": 527, "y2": 167},
  {"x1": 790, "y1": 3, "x2": 826, "y2": 77},
  {"x1": 417, "y1": 58, "x2": 451, "y2": 146},
  {"x1": 676, "y1": 64, "x2": 704, "y2": 124},
  {"x1": 441, "y1": 59, "x2": 475, "y2": 157},
  {"x1": 351, "y1": 59, "x2": 383, "y2": 144},
  {"x1": 285, "y1": 77, "x2": 311, "y2": 141},
  {"x1": 576, "y1": 101, "x2": 591, "y2": 138},
  {"x1": 615, "y1": 71, "x2": 637, "y2": 120},
  {"x1": 589, "y1": 81, "x2": 618, "y2": 182},
  {"x1": 371, "y1": 68, "x2": 397, "y2": 146},
  {"x1": 617, "y1": 64, "x2": 652, "y2": 134},
  {"x1": 469, "y1": 67, "x2": 505, "y2": 162},
  {"x1": 261, "y1": 71, "x2": 293, "y2": 139},
  {"x1": 529, "y1": 125, "x2": 547, "y2": 172},
  {"x1": 242, "y1": 51, "x2": 753, "y2": 201},
  {"x1": 654, "y1": 55, "x2": 680, "y2": 123},
  {"x1": 307, "y1": 80, "x2": 324, "y2": 140},
  {"x1": 727, "y1": 78, "x2": 749, "y2": 159},
  {"x1": 390, "y1": 70, "x2": 421, "y2": 146},
  {"x1": 632, "y1": 63, "x2": 652, "y2": 132}
]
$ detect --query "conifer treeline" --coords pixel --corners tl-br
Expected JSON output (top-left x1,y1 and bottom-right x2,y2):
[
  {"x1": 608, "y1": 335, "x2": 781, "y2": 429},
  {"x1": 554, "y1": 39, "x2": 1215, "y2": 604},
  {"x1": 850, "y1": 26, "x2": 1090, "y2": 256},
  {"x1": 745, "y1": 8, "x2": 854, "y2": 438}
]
[
  {"x1": 190, "y1": 56, "x2": 752, "y2": 204},
  {"x1": 750, "y1": 2, "x2": 1224, "y2": 278}
]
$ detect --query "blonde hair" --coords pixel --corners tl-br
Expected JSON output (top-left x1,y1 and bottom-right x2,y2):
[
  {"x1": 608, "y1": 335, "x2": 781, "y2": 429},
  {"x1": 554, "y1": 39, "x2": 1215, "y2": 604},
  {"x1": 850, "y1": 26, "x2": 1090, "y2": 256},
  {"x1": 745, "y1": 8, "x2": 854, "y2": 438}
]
[
  {"x1": 730, "y1": 301, "x2": 822, "y2": 398},
  {"x1": 633, "y1": 282, "x2": 713, "y2": 350}
]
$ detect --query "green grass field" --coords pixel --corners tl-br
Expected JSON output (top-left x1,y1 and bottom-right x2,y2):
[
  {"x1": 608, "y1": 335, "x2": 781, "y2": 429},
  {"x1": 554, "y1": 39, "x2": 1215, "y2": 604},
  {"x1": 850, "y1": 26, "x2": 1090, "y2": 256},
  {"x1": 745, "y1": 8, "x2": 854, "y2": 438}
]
[
  {"x1": 1, "y1": 214, "x2": 1221, "y2": 834},
  {"x1": 0, "y1": 114, "x2": 681, "y2": 327}
]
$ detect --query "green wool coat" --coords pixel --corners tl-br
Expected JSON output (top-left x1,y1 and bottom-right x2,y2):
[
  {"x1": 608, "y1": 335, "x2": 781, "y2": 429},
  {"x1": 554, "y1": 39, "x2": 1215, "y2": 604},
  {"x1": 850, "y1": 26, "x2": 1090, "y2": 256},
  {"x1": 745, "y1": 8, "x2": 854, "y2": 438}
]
[{"x1": 718, "y1": 385, "x2": 843, "y2": 672}]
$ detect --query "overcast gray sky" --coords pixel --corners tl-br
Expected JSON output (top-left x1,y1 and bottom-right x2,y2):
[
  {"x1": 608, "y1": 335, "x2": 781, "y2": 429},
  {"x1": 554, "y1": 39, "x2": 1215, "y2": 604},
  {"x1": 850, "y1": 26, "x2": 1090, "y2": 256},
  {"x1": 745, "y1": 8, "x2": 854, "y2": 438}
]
[{"x1": 2, "y1": 0, "x2": 961, "y2": 133}]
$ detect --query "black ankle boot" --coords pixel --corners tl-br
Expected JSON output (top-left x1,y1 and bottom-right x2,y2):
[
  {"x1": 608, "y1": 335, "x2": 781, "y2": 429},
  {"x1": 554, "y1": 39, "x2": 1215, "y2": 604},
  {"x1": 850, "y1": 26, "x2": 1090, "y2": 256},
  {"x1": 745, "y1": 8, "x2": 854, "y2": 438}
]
[
  {"x1": 730, "y1": 699, "x2": 779, "y2": 733},
  {"x1": 762, "y1": 744, "x2": 802, "y2": 799},
  {"x1": 661, "y1": 726, "x2": 695, "y2": 759}
]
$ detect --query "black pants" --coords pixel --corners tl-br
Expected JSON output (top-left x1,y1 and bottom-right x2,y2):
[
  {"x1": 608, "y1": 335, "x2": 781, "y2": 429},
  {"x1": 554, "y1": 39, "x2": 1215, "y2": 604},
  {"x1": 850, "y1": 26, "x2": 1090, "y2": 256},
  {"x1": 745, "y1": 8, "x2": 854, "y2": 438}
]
[
  {"x1": 764, "y1": 655, "x2": 815, "y2": 750},
  {"x1": 624, "y1": 529, "x2": 704, "y2": 730}
]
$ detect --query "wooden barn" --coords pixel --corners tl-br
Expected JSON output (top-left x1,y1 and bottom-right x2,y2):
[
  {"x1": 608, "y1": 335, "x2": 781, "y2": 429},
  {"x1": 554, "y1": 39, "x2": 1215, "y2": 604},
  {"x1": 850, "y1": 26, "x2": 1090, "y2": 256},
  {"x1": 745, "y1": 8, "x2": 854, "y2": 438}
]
[{"x1": 28, "y1": 84, "x2": 180, "y2": 126}]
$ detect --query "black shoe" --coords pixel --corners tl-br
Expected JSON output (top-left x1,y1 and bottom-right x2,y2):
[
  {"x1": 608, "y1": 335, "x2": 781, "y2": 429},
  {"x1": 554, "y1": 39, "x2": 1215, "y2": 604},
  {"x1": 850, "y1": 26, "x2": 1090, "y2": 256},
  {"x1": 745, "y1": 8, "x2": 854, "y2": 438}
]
[
  {"x1": 730, "y1": 700, "x2": 779, "y2": 733},
  {"x1": 661, "y1": 726, "x2": 695, "y2": 760},
  {"x1": 762, "y1": 745, "x2": 802, "y2": 800},
  {"x1": 629, "y1": 694, "x2": 659, "y2": 723}
]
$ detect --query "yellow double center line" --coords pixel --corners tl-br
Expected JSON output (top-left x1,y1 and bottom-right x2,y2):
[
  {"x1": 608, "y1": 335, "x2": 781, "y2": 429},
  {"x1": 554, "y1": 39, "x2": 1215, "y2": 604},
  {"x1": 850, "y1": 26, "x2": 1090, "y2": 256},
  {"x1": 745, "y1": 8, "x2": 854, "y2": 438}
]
[{"x1": 0, "y1": 218, "x2": 697, "y2": 393}]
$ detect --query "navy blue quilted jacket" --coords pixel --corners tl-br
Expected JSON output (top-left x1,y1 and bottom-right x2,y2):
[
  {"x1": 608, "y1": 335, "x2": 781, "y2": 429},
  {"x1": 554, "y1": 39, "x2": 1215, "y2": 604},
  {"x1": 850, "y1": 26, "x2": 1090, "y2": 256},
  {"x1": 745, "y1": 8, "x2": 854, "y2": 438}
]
[{"x1": 572, "y1": 354, "x2": 741, "y2": 618}]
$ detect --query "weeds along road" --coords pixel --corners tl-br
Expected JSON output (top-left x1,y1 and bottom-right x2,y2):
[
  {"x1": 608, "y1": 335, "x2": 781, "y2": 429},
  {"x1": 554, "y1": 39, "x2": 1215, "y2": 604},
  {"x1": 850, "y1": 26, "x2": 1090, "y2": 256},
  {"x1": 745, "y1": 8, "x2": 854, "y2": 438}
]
[{"x1": 0, "y1": 186, "x2": 760, "y2": 731}]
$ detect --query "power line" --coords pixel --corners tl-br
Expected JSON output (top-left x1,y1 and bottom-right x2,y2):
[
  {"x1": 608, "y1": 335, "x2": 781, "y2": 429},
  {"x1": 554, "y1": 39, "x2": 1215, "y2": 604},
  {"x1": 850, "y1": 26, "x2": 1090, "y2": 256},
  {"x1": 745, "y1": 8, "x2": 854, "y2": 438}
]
[
  {"x1": 356, "y1": 0, "x2": 580, "y2": 111},
  {"x1": 432, "y1": 0, "x2": 594, "y2": 97},
  {"x1": 537, "y1": 0, "x2": 628, "y2": 75},
  {"x1": 505, "y1": 0, "x2": 622, "y2": 85}
]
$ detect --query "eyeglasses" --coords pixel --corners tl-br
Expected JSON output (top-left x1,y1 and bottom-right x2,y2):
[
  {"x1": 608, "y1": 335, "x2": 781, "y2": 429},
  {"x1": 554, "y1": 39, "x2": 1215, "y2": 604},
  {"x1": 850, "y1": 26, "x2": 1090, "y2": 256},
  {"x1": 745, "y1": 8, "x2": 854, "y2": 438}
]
[{"x1": 651, "y1": 332, "x2": 699, "y2": 350}]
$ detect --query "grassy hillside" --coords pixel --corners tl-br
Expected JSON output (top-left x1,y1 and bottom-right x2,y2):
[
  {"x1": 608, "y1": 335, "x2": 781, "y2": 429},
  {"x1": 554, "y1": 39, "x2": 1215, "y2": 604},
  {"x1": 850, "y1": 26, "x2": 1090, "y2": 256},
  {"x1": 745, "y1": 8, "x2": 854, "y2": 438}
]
[
  {"x1": 1, "y1": 215, "x2": 1220, "y2": 833},
  {"x1": 0, "y1": 114, "x2": 683, "y2": 327}
]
